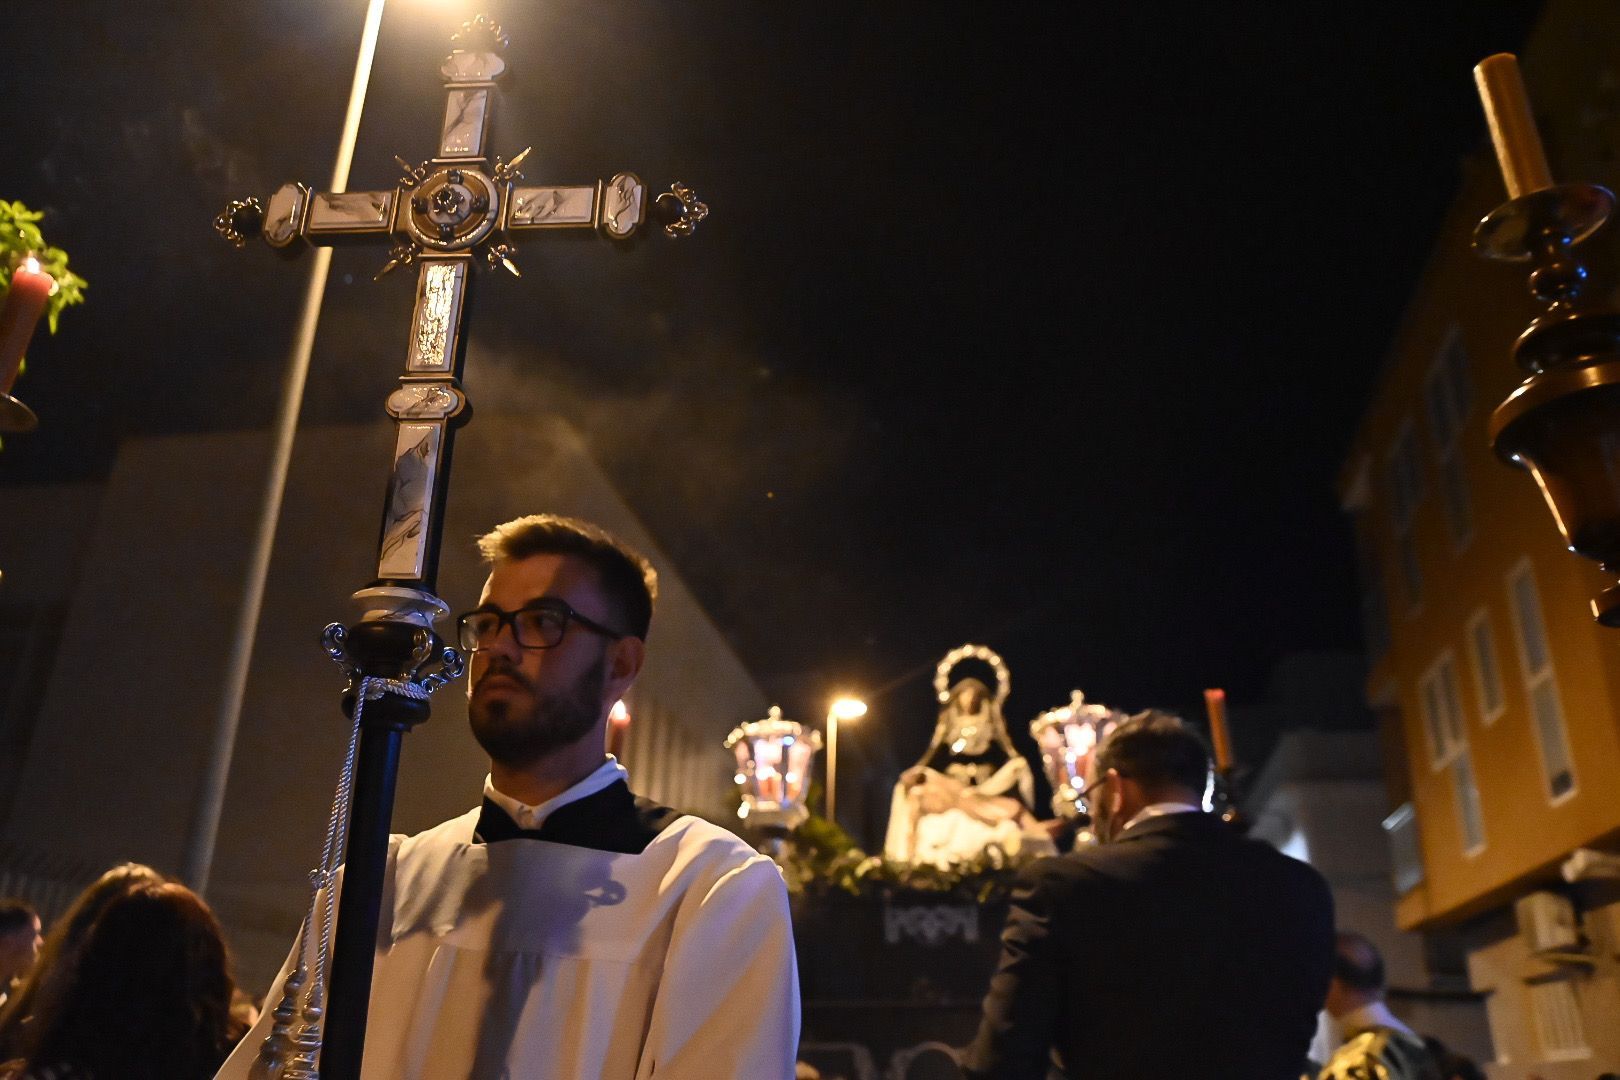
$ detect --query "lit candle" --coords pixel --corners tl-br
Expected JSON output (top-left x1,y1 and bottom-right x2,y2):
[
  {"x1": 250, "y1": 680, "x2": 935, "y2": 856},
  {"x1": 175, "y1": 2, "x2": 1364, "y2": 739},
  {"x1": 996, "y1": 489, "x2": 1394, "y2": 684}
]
[
  {"x1": 1204, "y1": 688, "x2": 1233, "y2": 772},
  {"x1": 1474, "y1": 53, "x2": 1555, "y2": 199},
  {"x1": 0, "y1": 256, "x2": 55, "y2": 396},
  {"x1": 606, "y1": 699, "x2": 631, "y2": 759}
]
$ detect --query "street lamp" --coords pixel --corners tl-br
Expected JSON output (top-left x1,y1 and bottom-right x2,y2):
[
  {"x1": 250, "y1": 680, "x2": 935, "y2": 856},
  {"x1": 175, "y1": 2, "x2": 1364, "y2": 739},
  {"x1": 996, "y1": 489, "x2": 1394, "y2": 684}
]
[
  {"x1": 186, "y1": 0, "x2": 392, "y2": 893},
  {"x1": 826, "y1": 696, "x2": 867, "y2": 826}
]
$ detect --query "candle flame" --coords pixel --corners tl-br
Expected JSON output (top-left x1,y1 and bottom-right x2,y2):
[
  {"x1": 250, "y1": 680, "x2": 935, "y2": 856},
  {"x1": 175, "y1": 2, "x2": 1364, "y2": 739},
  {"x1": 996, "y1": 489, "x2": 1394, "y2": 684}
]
[{"x1": 19, "y1": 255, "x2": 59, "y2": 296}]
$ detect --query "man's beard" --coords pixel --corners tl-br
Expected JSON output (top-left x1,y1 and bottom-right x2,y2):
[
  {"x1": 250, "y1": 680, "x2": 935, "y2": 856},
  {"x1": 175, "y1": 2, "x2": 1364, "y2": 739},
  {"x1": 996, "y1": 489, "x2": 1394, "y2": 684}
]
[{"x1": 468, "y1": 654, "x2": 607, "y2": 768}]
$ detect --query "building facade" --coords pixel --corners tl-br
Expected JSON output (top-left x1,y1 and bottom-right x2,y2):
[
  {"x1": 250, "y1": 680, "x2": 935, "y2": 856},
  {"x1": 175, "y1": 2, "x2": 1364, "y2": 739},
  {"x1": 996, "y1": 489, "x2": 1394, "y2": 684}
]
[{"x1": 1341, "y1": 4, "x2": 1620, "y2": 1074}]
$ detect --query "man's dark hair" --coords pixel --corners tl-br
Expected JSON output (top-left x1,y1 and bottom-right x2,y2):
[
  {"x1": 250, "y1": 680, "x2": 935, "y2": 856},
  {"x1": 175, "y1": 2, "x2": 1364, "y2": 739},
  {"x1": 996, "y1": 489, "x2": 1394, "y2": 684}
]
[
  {"x1": 1093, "y1": 709, "x2": 1211, "y2": 796},
  {"x1": 1332, "y1": 930, "x2": 1385, "y2": 993},
  {"x1": 477, "y1": 514, "x2": 658, "y2": 640},
  {"x1": 0, "y1": 899, "x2": 36, "y2": 937}
]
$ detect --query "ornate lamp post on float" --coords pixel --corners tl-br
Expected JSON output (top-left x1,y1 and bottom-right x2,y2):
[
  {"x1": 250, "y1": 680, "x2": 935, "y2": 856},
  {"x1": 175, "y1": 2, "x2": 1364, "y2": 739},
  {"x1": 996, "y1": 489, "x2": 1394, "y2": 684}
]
[
  {"x1": 726, "y1": 706, "x2": 822, "y2": 858},
  {"x1": 1472, "y1": 54, "x2": 1620, "y2": 627},
  {"x1": 1028, "y1": 690, "x2": 1118, "y2": 831}
]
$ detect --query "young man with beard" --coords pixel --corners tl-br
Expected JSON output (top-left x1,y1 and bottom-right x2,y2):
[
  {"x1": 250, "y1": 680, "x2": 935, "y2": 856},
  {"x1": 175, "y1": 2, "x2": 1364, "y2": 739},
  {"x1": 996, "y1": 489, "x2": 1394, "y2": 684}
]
[
  {"x1": 962, "y1": 710, "x2": 1334, "y2": 1080},
  {"x1": 217, "y1": 514, "x2": 799, "y2": 1080}
]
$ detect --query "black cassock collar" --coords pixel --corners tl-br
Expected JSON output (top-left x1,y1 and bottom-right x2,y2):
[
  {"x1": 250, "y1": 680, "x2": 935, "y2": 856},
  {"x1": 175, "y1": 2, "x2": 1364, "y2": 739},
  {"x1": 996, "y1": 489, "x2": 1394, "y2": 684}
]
[{"x1": 473, "y1": 779, "x2": 682, "y2": 855}]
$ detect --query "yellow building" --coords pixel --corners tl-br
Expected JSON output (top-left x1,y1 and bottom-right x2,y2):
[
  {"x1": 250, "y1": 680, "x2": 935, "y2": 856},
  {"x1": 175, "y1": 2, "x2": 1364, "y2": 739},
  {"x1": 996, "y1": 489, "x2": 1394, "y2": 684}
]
[{"x1": 1342, "y1": 5, "x2": 1620, "y2": 1075}]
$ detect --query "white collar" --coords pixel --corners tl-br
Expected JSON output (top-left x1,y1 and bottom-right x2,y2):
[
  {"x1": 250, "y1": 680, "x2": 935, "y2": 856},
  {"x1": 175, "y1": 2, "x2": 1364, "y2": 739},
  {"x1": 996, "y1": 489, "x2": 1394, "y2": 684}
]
[
  {"x1": 1339, "y1": 1000, "x2": 1415, "y2": 1039},
  {"x1": 1122, "y1": 801, "x2": 1204, "y2": 832},
  {"x1": 483, "y1": 757, "x2": 627, "y2": 831}
]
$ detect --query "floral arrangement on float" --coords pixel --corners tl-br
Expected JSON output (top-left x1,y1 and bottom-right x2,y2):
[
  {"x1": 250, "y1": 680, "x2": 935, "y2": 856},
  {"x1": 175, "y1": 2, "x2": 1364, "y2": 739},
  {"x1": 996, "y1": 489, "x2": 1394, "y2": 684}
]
[{"x1": 782, "y1": 814, "x2": 1039, "y2": 906}]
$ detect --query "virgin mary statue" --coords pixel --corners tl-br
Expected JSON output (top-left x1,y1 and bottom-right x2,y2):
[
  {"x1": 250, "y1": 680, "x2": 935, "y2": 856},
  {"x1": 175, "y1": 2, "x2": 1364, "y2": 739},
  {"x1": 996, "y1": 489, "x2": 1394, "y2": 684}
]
[{"x1": 883, "y1": 645, "x2": 1052, "y2": 867}]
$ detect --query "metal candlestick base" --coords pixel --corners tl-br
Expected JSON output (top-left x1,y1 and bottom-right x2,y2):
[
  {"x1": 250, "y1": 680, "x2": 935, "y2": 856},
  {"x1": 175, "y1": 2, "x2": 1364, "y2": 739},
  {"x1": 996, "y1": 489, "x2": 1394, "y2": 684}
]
[
  {"x1": 0, "y1": 393, "x2": 38, "y2": 433},
  {"x1": 1473, "y1": 183, "x2": 1613, "y2": 262}
]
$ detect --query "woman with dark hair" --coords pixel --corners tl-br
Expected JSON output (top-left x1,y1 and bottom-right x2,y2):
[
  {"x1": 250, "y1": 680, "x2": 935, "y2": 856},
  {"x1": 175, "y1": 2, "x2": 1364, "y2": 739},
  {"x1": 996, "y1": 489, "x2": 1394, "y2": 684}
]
[
  {"x1": 0, "y1": 863, "x2": 166, "y2": 1060},
  {"x1": 2, "y1": 882, "x2": 241, "y2": 1080}
]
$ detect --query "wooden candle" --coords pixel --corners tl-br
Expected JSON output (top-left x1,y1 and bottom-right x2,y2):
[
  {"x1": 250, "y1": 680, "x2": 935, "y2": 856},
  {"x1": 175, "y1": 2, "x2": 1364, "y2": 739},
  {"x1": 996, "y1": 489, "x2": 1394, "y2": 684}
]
[
  {"x1": 1204, "y1": 687, "x2": 1233, "y2": 772},
  {"x1": 1474, "y1": 53, "x2": 1555, "y2": 199}
]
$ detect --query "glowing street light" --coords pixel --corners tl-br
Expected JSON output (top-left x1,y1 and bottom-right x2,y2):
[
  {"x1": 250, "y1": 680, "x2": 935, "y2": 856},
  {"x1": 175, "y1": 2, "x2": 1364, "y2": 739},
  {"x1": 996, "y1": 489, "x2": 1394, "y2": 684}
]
[
  {"x1": 189, "y1": 0, "x2": 392, "y2": 894},
  {"x1": 826, "y1": 696, "x2": 867, "y2": 826}
]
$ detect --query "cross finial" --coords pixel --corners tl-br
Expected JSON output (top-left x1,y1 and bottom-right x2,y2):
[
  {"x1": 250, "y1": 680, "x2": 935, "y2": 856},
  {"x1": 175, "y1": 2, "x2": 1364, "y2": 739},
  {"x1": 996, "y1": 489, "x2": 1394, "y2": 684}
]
[{"x1": 451, "y1": 14, "x2": 509, "y2": 54}]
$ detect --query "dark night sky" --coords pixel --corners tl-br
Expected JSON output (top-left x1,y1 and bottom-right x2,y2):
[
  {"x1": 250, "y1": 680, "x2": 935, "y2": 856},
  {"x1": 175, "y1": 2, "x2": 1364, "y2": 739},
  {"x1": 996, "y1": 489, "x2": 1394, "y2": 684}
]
[{"x1": 4, "y1": 2, "x2": 1539, "y2": 759}]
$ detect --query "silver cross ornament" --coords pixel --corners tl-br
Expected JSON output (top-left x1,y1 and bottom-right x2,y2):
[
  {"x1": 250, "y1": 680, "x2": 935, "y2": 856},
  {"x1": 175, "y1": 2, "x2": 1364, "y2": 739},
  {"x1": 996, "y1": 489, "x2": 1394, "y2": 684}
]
[{"x1": 214, "y1": 13, "x2": 707, "y2": 590}]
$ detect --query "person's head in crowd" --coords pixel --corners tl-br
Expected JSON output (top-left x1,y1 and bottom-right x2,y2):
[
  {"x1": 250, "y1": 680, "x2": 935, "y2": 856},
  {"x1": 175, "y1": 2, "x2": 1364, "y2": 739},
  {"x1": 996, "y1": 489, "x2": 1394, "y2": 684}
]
[
  {"x1": 0, "y1": 900, "x2": 41, "y2": 990},
  {"x1": 0, "y1": 863, "x2": 167, "y2": 1056},
  {"x1": 1083, "y1": 709, "x2": 1211, "y2": 842},
  {"x1": 18, "y1": 882, "x2": 239, "y2": 1080},
  {"x1": 1324, "y1": 930, "x2": 1387, "y2": 1018}
]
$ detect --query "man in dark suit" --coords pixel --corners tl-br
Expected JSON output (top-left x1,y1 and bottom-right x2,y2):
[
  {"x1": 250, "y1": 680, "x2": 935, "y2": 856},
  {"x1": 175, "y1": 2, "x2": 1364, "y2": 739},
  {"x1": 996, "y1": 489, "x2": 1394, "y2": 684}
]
[{"x1": 962, "y1": 710, "x2": 1334, "y2": 1080}]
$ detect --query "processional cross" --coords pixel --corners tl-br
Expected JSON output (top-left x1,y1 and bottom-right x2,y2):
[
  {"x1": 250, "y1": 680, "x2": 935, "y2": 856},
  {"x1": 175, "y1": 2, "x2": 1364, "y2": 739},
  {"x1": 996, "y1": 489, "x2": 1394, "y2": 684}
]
[{"x1": 213, "y1": 16, "x2": 705, "y2": 1079}]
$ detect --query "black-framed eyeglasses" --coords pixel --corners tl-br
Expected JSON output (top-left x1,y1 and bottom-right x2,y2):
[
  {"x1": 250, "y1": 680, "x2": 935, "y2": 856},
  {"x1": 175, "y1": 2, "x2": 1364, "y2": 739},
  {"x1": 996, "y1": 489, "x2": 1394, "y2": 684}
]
[{"x1": 455, "y1": 600, "x2": 627, "y2": 652}]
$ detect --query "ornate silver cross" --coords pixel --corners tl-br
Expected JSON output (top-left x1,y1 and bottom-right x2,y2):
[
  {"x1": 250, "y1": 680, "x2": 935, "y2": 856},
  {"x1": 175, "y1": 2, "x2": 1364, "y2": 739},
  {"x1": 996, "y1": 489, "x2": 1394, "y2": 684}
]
[
  {"x1": 211, "y1": 16, "x2": 704, "y2": 1078},
  {"x1": 215, "y1": 14, "x2": 705, "y2": 593}
]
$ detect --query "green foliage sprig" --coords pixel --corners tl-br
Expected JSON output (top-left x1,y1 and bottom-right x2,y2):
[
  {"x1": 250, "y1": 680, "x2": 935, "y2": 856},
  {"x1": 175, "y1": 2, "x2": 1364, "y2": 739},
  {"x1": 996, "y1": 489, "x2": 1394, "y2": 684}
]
[
  {"x1": 0, "y1": 200, "x2": 87, "y2": 334},
  {"x1": 783, "y1": 814, "x2": 1037, "y2": 906}
]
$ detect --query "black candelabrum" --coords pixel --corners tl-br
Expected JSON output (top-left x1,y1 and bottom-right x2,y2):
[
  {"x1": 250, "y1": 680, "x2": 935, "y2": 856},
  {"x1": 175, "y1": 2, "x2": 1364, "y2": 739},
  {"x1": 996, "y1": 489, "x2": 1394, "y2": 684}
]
[{"x1": 1473, "y1": 54, "x2": 1620, "y2": 628}]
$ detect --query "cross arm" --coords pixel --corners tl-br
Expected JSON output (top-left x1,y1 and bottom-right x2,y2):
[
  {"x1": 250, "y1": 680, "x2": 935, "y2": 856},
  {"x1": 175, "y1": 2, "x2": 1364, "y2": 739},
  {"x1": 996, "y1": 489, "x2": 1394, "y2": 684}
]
[
  {"x1": 216, "y1": 171, "x2": 706, "y2": 257},
  {"x1": 215, "y1": 184, "x2": 399, "y2": 250},
  {"x1": 505, "y1": 174, "x2": 708, "y2": 240}
]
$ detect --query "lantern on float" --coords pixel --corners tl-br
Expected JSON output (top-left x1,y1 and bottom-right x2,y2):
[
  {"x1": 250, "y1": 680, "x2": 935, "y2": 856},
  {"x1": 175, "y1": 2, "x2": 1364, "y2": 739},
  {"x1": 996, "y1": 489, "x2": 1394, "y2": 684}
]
[
  {"x1": 725, "y1": 706, "x2": 822, "y2": 832},
  {"x1": 1029, "y1": 690, "x2": 1119, "y2": 820}
]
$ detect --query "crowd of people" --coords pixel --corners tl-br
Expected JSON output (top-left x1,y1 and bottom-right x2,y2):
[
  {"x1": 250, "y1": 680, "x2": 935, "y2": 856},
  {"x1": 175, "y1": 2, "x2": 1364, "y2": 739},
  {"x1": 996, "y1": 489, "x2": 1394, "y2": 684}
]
[{"x1": 0, "y1": 866, "x2": 254, "y2": 1080}]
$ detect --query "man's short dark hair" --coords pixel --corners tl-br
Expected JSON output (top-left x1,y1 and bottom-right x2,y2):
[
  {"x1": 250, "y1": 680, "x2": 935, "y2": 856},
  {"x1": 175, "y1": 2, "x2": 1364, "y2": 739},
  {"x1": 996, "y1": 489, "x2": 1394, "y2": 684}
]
[
  {"x1": 477, "y1": 514, "x2": 658, "y2": 640},
  {"x1": 1093, "y1": 709, "x2": 1211, "y2": 796},
  {"x1": 1332, "y1": 930, "x2": 1385, "y2": 993},
  {"x1": 0, "y1": 898, "x2": 37, "y2": 936}
]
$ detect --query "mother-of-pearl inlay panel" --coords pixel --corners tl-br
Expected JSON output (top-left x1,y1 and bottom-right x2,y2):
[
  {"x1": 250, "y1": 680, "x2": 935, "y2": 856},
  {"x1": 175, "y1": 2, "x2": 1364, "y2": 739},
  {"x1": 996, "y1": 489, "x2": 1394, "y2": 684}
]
[
  {"x1": 378, "y1": 421, "x2": 443, "y2": 580},
  {"x1": 386, "y1": 382, "x2": 465, "y2": 421},
  {"x1": 440, "y1": 50, "x2": 506, "y2": 84},
  {"x1": 600, "y1": 174, "x2": 645, "y2": 239},
  {"x1": 306, "y1": 191, "x2": 394, "y2": 234},
  {"x1": 440, "y1": 87, "x2": 491, "y2": 158},
  {"x1": 407, "y1": 262, "x2": 467, "y2": 372},
  {"x1": 507, "y1": 186, "x2": 597, "y2": 228},
  {"x1": 263, "y1": 183, "x2": 308, "y2": 248}
]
